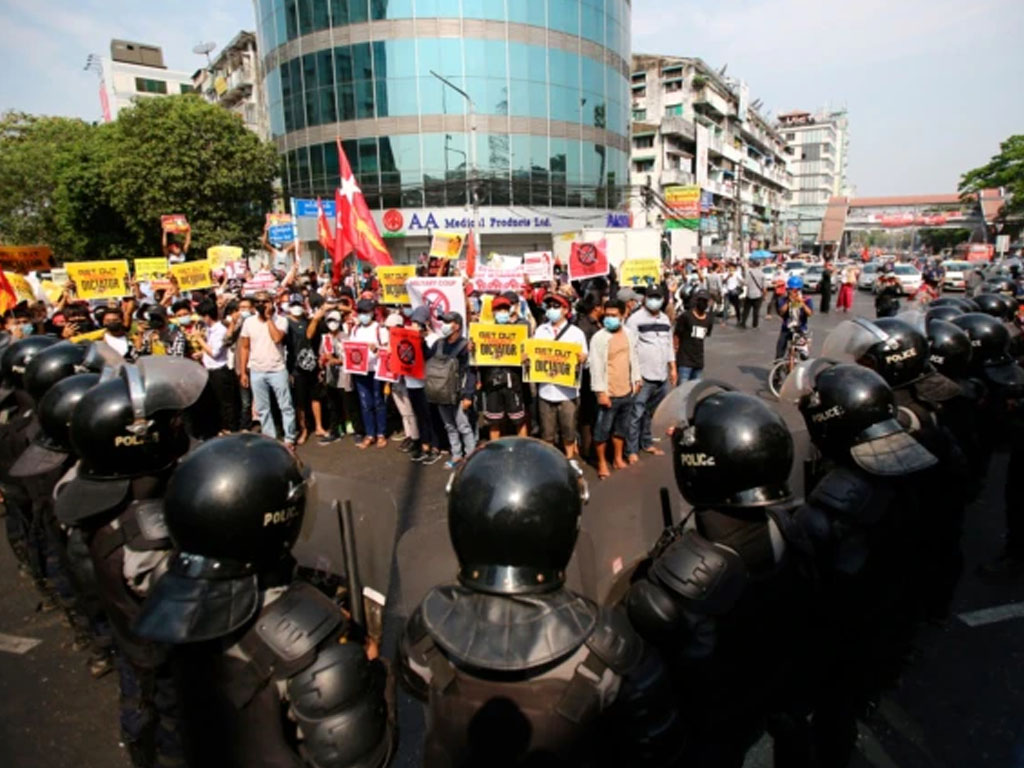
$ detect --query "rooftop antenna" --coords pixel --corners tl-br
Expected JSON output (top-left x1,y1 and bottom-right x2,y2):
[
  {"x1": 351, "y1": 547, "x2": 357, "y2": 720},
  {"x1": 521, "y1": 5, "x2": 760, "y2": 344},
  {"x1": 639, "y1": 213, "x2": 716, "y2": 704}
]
[
  {"x1": 193, "y1": 41, "x2": 216, "y2": 66},
  {"x1": 84, "y1": 53, "x2": 103, "y2": 77}
]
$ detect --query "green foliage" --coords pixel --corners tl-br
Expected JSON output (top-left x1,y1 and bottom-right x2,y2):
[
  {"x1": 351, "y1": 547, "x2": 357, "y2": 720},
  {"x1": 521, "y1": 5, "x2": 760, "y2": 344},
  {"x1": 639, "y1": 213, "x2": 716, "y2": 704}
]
[
  {"x1": 917, "y1": 228, "x2": 971, "y2": 252},
  {"x1": 959, "y1": 134, "x2": 1024, "y2": 219},
  {"x1": 0, "y1": 96, "x2": 281, "y2": 261}
]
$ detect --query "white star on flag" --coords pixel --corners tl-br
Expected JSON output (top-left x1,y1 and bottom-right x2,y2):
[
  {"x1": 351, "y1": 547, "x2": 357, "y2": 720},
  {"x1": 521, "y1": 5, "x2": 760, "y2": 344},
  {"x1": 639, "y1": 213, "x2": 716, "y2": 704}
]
[{"x1": 339, "y1": 174, "x2": 361, "y2": 204}]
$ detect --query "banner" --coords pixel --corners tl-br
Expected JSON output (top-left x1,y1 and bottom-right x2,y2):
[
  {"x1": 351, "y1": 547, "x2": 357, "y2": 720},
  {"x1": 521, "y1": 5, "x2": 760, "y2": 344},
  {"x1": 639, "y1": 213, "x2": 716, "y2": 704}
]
[
  {"x1": 619, "y1": 258, "x2": 662, "y2": 287},
  {"x1": 170, "y1": 260, "x2": 214, "y2": 291},
  {"x1": 523, "y1": 251, "x2": 553, "y2": 284},
  {"x1": 66, "y1": 260, "x2": 130, "y2": 300},
  {"x1": 377, "y1": 265, "x2": 415, "y2": 305},
  {"x1": 407, "y1": 277, "x2": 467, "y2": 333},
  {"x1": 342, "y1": 341, "x2": 371, "y2": 374},
  {"x1": 0, "y1": 245, "x2": 53, "y2": 273},
  {"x1": 242, "y1": 269, "x2": 279, "y2": 295},
  {"x1": 664, "y1": 185, "x2": 700, "y2": 230},
  {"x1": 568, "y1": 239, "x2": 609, "y2": 281},
  {"x1": 471, "y1": 266, "x2": 523, "y2": 295},
  {"x1": 161, "y1": 214, "x2": 189, "y2": 233},
  {"x1": 374, "y1": 350, "x2": 398, "y2": 382},
  {"x1": 470, "y1": 323, "x2": 527, "y2": 367},
  {"x1": 207, "y1": 245, "x2": 243, "y2": 270},
  {"x1": 429, "y1": 231, "x2": 465, "y2": 260},
  {"x1": 388, "y1": 327, "x2": 425, "y2": 379},
  {"x1": 524, "y1": 339, "x2": 581, "y2": 387},
  {"x1": 134, "y1": 258, "x2": 169, "y2": 282},
  {"x1": 7, "y1": 273, "x2": 34, "y2": 303}
]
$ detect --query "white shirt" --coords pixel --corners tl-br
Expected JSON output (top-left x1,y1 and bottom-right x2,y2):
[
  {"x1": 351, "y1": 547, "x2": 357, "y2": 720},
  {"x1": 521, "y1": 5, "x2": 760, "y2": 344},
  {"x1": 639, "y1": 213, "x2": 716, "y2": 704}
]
[
  {"x1": 533, "y1": 320, "x2": 588, "y2": 402},
  {"x1": 201, "y1": 321, "x2": 229, "y2": 370},
  {"x1": 104, "y1": 332, "x2": 129, "y2": 357},
  {"x1": 349, "y1": 321, "x2": 389, "y2": 371}
]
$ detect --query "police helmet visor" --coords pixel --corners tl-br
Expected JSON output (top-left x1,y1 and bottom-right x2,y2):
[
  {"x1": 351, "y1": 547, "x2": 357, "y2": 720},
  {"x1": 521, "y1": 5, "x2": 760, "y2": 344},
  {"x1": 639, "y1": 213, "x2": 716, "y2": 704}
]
[
  {"x1": 135, "y1": 356, "x2": 209, "y2": 415},
  {"x1": 651, "y1": 378, "x2": 732, "y2": 435},
  {"x1": 820, "y1": 317, "x2": 893, "y2": 363},
  {"x1": 778, "y1": 358, "x2": 836, "y2": 403},
  {"x1": 54, "y1": 473, "x2": 131, "y2": 524},
  {"x1": 983, "y1": 361, "x2": 1024, "y2": 396},
  {"x1": 849, "y1": 426, "x2": 937, "y2": 477},
  {"x1": 896, "y1": 309, "x2": 927, "y2": 336},
  {"x1": 913, "y1": 370, "x2": 962, "y2": 402},
  {"x1": 9, "y1": 440, "x2": 69, "y2": 478},
  {"x1": 81, "y1": 340, "x2": 124, "y2": 374}
]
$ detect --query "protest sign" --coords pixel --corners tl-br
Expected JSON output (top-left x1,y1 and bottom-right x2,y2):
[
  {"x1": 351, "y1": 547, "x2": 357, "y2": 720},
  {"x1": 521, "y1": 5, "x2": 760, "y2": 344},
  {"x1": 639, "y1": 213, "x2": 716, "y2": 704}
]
[
  {"x1": 523, "y1": 251, "x2": 553, "y2": 284},
  {"x1": 377, "y1": 265, "x2": 415, "y2": 305},
  {"x1": 407, "y1": 277, "x2": 467, "y2": 333},
  {"x1": 40, "y1": 280, "x2": 64, "y2": 304},
  {"x1": 342, "y1": 341, "x2": 371, "y2": 374},
  {"x1": 66, "y1": 260, "x2": 129, "y2": 300},
  {"x1": 70, "y1": 328, "x2": 106, "y2": 344},
  {"x1": 375, "y1": 350, "x2": 398, "y2": 382},
  {"x1": 266, "y1": 213, "x2": 297, "y2": 246},
  {"x1": 50, "y1": 267, "x2": 68, "y2": 286},
  {"x1": 470, "y1": 266, "x2": 523, "y2": 295},
  {"x1": 429, "y1": 231, "x2": 464, "y2": 260},
  {"x1": 207, "y1": 245, "x2": 243, "y2": 270},
  {"x1": 470, "y1": 323, "x2": 527, "y2": 367},
  {"x1": 7, "y1": 273, "x2": 35, "y2": 303},
  {"x1": 161, "y1": 214, "x2": 189, "y2": 233},
  {"x1": 568, "y1": 239, "x2": 609, "y2": 281},
  {"x1": 134, "y1": 258, "x2": 169, "y2": 282},
  {"x1": 243, "y1": 269, "x2": 278, "y2": 295},
  {"x1": 0, "y1": 245, "x2": 53, "y2": 273},
  {"x1": 388, "y1": 327, "x2": 425, "y2": 378},
  {"x1": 524, "y1": 339, "x2": 581, "y2": 387},
  {"x1": 619, "y1": 257, "x2": 661, "y2": 287},
  {"x1": 170, "y1": 260, "x2": 214, "y2": 291}
]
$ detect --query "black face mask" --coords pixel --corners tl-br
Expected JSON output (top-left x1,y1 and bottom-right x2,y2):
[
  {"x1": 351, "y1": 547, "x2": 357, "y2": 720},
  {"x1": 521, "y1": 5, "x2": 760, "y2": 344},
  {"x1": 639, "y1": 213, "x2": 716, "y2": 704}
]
[
  {"x1": 695, "y1": 299, "x2": 709, "y2": 313},
  {"x1": 104, "y1": 320, "x2": 126, "y2": 336}
]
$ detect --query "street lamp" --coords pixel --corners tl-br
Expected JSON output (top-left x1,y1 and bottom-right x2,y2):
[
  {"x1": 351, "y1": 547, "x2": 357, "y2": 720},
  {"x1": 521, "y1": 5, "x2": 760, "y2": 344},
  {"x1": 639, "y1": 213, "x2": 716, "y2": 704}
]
[{"x1": 430, "y1": 70, "x2": 479, "y2": 231}]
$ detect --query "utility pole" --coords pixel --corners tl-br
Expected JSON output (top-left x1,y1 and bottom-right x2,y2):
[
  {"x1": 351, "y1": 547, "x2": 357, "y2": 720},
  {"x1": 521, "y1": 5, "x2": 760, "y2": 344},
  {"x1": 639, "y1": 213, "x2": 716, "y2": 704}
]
[{"x1": 431, "y1": 71, "x2": 478, "y2": 237}]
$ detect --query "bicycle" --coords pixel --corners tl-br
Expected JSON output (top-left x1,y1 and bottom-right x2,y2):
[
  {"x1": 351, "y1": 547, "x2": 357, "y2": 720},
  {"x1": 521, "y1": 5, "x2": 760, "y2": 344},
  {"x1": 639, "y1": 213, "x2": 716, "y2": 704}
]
[{"x1": 767, "y1": 325, "x2": 811, "y2": 398}]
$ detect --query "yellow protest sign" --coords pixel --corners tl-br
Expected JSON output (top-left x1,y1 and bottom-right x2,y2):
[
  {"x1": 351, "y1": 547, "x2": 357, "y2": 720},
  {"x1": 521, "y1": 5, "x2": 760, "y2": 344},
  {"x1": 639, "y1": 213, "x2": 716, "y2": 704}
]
[
  {"x1": 7, "y1": 273, "x2": 35, "y2": 303},
  {"x1": 70, "y1": 328, "x2": 106, "y2": 343},
  {"x1": 619, "y1": 258, "x2": 662, "y2": 287},
  {"x1": 524, "y1": 339, "x2": 581, "y2": 387},
  {"x1": 377, "y1": 265, "x2": 416, "y2": 305},
  {"x1": 478, "y1": 293, "x2": 494, "y2": 323},
  {"x1": 66, "y1": 260, "x2": 129, "y2": 300},
  {"x1": 0, "y1": 245, "x2": 53, "y2": 273},
  {"x1": 170, "y1": 260, "x2": 214, "y2": 291},
  {"x1": 134, "y1": 258, "x2": 169, "y2": 282},
  {"x1": 429, "y1": 231, "x2": 465, "y2": 260},
  {"x1": 470, "y1": 323, "x2": 527, "y2": 367},
  {"x1": 40, "y1": 280, "x2": 64, "y2": 304},
  {"x1": 207, "y1": 245, "x2": 243, "y2": 269}
]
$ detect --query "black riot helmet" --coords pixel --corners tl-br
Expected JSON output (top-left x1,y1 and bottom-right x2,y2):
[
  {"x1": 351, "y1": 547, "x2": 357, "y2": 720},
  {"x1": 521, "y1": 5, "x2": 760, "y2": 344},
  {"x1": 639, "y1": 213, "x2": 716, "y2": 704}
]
[
  {"x1": 654, "y1": 380, "x2": 793, "y2": 508},
  {"x1": 134, "y1": 434, "x2": 309, "y2": 643},
  {"x1": 10, "y1": 373, "x2": 100, "y2": 478},
  {"x1": 926, "y1": 319, "x2": 972, "y2": 379},
  {"x1": 447, "y1": 438, "x2": 588, "y2": 595},
  {"x1": 0, "y1": 335, "x2": 58, "y2": 400},
  {"x1": 925, "y1": 304, "x2": 963, "y2": 324},
  {"x1": 822, "y1": 317, "x2": 927, "y2": 388},
  {"x1": 782, "y1": 360, "x2": 936, "y2": 476},
  {"x1": 928, "y1": 297, "x2": 965, "y2": 311},
  {"x1": 974, "y1": 292, "x2": 1012, "y2": 320},
  {"x1": 983, "y1": 279, "x2": 1016, "y2": 299},
  {"x1": 951, "y1": 312, "x2": 1024, "y2": 394},
  {"x1": 23, "y1": 341, "x2": 88, "y2": 403}
]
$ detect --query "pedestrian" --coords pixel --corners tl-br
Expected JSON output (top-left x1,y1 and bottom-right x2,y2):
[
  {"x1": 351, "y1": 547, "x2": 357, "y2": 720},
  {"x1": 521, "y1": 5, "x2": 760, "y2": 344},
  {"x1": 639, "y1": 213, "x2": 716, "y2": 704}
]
[
  {"x1": 284, "y1": 296, "x2": 320, "y2": 445},
  {"x1": 625, "y1": 287, "x2": 676, "y2": 463},
  {"x1": 775, "y1": 276, "x2": 814, "y2": 360},
  {"x1": 837, "y1": 263, "x2": 858, "y2": 312},
  {"x1": 528, "y1": 293, "x2": 588, "y2": 459},
  {"x1": 739, "y1": 259, "x2": 765, "y2": 329},
  {"x1": 227, "y1": 297, "x2": 256, "y2": 430},
  {"x1": 574, "y1": 294, "x2": 603, "y2": 459},
  {"x1": 238, "y1": 291, "x2": 297, "y2": 447},
  {"x1": 385, "y1": 311, "x2": 419, "y2": 450},
  {"x1": 405, "y1": 306, "x2": 441, "y2": 465},
  {"x1": 724, "y1": 263, "x2": 743, "y2": 324},
  {"x1": 477, "y1": 296, "x2": 528, "y2": 440},
  {"x1": 674, "y1": 289, "x2": 714, "y2": 381},
  {"x1": 192, "y1": 299, "x2": 238, "y2": 433},
  {"x1": 350, "y1": 298, "x2": 389, "y2": 448},
  {"x1": 425, "y1": 311, "x2": 477, "y2": 469},
  {"x1": 588, "y1": 299, "x2": 640, "y2": 478},
  {"x1": 707, "y1": 263, "x2": 724, "y2": 323},
  {"x1": 820, "y1": 260, "x2": 834, "y2": 313}
]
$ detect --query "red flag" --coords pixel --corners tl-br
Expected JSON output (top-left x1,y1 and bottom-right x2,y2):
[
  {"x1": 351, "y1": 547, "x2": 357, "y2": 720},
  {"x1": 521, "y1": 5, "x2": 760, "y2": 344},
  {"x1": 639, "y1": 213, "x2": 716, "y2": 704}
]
[
  {"x1": 465, "y1": 225, "x2": 477, "y2": 278},
  {"x1": 329, "y1": 189, "x2": 352, "y2": 285},
  {"x1": 336, "y1": 139, "x2": 392, "y2": 267},
  {"x1": 316, "y1": 197, "x2": 333, "y2": 254},
  {"x1": 0, "y1": 270, "x2": 18, "y2": 315}
]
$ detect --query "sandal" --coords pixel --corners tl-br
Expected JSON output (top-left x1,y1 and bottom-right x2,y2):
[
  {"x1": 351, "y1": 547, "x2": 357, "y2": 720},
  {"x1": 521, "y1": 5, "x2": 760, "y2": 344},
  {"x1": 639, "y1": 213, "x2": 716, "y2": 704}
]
[
  {"x1": 597, "y1": 467, "x2": 611, "y2": 480},
  {"x1": 356, "y1": 437, "x2": 373, "y2": 449},
  {"x1": 375, "y1": 436, "x2": 388, "y2": 448},
  {"x1": 642, "y1": 446, "x2": 665, "y2": 456}
]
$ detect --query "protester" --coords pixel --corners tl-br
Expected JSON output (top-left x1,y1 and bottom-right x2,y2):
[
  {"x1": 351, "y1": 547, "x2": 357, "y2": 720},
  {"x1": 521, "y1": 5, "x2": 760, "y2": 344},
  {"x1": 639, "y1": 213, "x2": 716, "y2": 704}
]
[
  {"x1": 723, "y1": 263, "x2": 743, "y2": 324},
  {"x1": 625, "y1": 287, "x2": 675, "y2": 463},
  {"x1": 192, "y1": 299, "x2": 238, "y2": 433},
  {"x1": 837, "y1": 262, "x2": 859, "y2": 312},
  {"x1": 820, "y1": 260, "x2": 834, "y2": 313},
  {"x1": 478, "y1": 296, "x2": 528, "y2": 440},
  {"x1": 284, "y1": 296, "x2": 321, "y2": 445},
  {"x1": 385, "y1": 312, "x2": 419, "y2": 451},
  {"x1": 238, "y1": 290, "x2": 297, "y2": 447},
  {"x1": 588, "y1": 299, "x2": 640, "y2": 478},
  {"x1": 405, "y1": 306, "x2": 440, "y2": 464},
  {"x1": 775, "y1": 275, "x2": 814, "y2": 359},
  {"x1": 350, "y1": 297, "x2": 389, "y2": 448},
  {"x1": 674, "y1": 288, "x2": 714, "y2": 381},
  {"x1": 426, "y1": 312, "x2": 476, "y2": 469}
]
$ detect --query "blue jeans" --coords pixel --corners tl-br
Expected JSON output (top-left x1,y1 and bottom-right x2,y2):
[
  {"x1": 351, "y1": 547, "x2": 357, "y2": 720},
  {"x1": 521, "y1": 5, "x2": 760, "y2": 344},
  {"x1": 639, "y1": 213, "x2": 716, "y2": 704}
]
[
  {"x1": 250, "y1": 369, "x2": 297, "y2": 442},
  {"x1": 627, "y1": 379, "x2": 669, "y2": 456},
  {"x1": 437, "y1": 403, "x2": 478, "y2": 460},
  {"x1": 354, "y1": 373, "x2": 387, "y2": 438},
  {"x1": 679, "y1": 366, "x2": 703, "y2": 382}
]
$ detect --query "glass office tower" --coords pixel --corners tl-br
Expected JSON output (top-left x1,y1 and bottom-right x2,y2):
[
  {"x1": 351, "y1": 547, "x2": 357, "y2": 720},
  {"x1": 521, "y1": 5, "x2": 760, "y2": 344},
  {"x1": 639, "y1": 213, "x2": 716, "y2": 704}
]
[{"x1": 255, "y1": 0, "x2": 631, "y2": 254}]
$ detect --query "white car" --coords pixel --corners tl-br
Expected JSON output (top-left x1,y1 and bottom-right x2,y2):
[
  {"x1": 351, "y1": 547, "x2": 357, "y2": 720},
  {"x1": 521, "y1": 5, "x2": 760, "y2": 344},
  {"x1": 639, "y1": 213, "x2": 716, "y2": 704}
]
[
  {"x1": 857, "y1": 263, "x2": 879, "y2": 290},
  {"x1": 802, "y1": 264, "x2": 824, "y2": 293},
  {"x1": 890, "y1": 264, "x2": 923, "y2": 295},
  {"x1": 783, "y1": 260, "x2": 808, "y2": 278},
  {"x1": 941, "y1": 260, "x2": 971, "y2": 291}
]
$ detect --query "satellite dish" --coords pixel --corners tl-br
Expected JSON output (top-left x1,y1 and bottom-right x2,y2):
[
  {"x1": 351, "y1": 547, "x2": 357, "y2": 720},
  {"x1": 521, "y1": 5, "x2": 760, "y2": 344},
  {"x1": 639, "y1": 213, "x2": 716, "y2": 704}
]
[{"x1": 193, "y1": 41, "x2": 216, "y2": 64}]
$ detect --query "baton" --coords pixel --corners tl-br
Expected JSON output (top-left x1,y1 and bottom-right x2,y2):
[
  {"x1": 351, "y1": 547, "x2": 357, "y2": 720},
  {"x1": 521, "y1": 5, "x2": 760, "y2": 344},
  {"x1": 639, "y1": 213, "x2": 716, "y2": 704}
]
[
  {"x1": 336, "y1": 499, "x2": 365, "y2": 631},
  {"x1": 659, "y1": 486, "x2": 674, "y2": 529}
]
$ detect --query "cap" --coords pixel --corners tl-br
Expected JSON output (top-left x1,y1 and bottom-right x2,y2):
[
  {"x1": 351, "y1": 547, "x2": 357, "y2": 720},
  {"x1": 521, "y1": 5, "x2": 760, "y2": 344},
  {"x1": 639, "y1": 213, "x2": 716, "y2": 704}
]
[
  {"x1": 439, "y1": 311, "x2": 463, "y2": 325},
  {"x1": 501, "y1": 291, "x2": 520, "y2": 305},
  {"x1": 491, "y1": 296, "x2": 512, "y2": 311},
  {"x1": 616, "y1": 287, "x2": 641, "y2": 303},
  {"x1": 356, "y1": 298, "x2": 376, "y2": 313},
  {"x1": 544, "y1": 294, "x2": 570, "y2": 311},
  {"x1": 409, "y1": 306, "x2": 430, "y2": 326},
  {"x1": 384, "y1": 312, "x2": 404, "y2": 328}
]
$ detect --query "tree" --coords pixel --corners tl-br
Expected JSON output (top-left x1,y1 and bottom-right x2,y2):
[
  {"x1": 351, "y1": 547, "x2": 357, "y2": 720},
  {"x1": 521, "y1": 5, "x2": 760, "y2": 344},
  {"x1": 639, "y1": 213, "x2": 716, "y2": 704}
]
[
  {"x1": 959, "y1": 134, "x2": 1024, "y2": 222},
  {"x1": 917, "y1": 228, "x2": 970, "y2": 253}
]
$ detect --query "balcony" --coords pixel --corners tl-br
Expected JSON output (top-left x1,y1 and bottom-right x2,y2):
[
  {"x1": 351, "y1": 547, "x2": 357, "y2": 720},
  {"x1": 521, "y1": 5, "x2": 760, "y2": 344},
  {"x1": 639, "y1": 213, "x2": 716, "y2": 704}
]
[
  {"x1": 660, "y1": 115, "x2": 695, "y2": 141},
  {"x1": 693, "y1": 87, "x2": 732, "y2": 118},
  {"x1": 660, "y1": 168, "x2": 695, "y2": 186},
  {"x1": 631, "y1": 171, "x2": 656, "y2": 188}
]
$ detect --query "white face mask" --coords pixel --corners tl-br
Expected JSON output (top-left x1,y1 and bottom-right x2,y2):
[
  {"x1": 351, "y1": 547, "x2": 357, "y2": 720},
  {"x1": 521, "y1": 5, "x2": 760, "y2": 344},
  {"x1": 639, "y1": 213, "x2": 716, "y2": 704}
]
[
  {"x1": 289, "y1": 305, "x2": 305, "y2": 317},
  {"x1": 326, "y1": 321, "x2": 340, "y2": 331}
]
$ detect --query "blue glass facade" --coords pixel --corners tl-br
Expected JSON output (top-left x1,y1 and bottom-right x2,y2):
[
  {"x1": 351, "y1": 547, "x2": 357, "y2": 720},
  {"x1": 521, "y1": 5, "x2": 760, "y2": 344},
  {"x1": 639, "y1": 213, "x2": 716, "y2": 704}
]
[{"x1": 255, "y1": 0, "x2": 631, "y2": 211}]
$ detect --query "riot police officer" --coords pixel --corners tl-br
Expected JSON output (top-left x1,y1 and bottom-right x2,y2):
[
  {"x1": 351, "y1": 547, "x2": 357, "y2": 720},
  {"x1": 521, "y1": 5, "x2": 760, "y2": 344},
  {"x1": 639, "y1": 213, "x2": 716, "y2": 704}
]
[
  {"x1": 626, "y1": 382, "x2": 813, "y2": 767},
  {"x1": 781, "y1": 361, "x2": 937, "y2": 765},
  {"x1": 134, "y1": 433, "x2": 394, "y2": 768},
  {"x1": 399, "y1": 437, "x2": 683, "y2": 767}
]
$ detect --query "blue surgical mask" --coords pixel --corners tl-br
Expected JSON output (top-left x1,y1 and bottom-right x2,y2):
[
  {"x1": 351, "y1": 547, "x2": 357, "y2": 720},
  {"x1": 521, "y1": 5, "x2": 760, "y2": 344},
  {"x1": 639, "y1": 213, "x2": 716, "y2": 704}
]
[
  {"x1": 357, "y1": 313, "x2": 372, "y2": 325},
  {"x1": 402, "y1": 307, "x2": 413, "y2": 317},
  {"x1": 494, "y1": 311, "x2": 510, "y2": 325},
  {"x1": 603, "y1": 316, "x2": 621, "y2": 332},
  {"x1": 440, "y1": 322, "x2": 455, "y2": 337},
  {"x1": 20, "y1": 323, "x2": 34, "y2": 336},
  {"x1": 546, "y1": 307, "x2": 564, "y2": 324},
  {"x1": 645, "y1": 297, "x2": 663, "y2": 312}
]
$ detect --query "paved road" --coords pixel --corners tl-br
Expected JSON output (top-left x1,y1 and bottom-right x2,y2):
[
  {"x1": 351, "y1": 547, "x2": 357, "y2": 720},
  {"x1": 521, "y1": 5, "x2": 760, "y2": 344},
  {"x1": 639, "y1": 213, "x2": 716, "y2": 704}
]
[{"x1": 1, "y1": 288, "x2": 1022, "y2": 767}]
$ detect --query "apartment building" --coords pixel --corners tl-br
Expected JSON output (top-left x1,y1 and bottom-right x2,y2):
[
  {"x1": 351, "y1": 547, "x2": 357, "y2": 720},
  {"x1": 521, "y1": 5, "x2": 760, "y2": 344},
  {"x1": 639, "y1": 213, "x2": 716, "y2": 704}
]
[
  {"x1": 192, "y1": 31, "x2": 268, "y2": 139},
  {"x1": 98, "y1": 40, "x2": 195, "y2": 122}
]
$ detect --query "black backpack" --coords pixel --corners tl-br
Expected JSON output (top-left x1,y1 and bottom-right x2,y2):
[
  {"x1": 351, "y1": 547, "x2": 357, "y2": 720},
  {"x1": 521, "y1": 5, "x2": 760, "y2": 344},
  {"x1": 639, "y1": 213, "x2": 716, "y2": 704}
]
[{"x1": 425, "y1": 338, "x2": 468, "y2": 405}]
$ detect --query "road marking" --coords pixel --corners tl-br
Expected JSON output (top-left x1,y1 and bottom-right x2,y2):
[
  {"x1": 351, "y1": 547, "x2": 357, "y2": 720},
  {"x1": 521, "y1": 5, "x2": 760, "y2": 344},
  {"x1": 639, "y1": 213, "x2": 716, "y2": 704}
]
[
  {"x1": 957, "y1": 601, "x2": 1024, "y2": 627},
  {"x1": 0, "y1": 632, "x2": 42, "y2": 654}
]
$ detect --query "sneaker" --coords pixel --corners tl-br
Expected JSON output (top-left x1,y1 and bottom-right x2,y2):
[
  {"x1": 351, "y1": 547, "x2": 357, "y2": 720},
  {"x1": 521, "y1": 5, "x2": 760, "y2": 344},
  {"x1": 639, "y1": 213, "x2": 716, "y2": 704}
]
[
  {"x1": 317, "y1": 433, "x2": 341, "y2": 445},
  {"x1": 421, "y1": 448, "x2": 442, "y2": 465},
  {"x1": 344, "y1": 421, "x2": 355, "y2": 435},
  {"x1": 443, "y1": 458, "x2": 462, "y2": 469},
  {"x1": 409, "y1": 447, "x2": 425, "y2": 462},
  {"x1": 399, "y1": 437, "x2": 415, "y2": 452},
  {"x1": 391, "y1": 431, "x2": 407, "y2": 442}
]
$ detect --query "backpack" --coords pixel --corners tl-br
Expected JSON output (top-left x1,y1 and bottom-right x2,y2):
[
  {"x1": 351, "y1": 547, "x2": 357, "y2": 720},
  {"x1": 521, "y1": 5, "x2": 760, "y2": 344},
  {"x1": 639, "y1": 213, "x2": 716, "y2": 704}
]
[{"x1": 425, "y1": 338, "x2": 468, "y2": 405}]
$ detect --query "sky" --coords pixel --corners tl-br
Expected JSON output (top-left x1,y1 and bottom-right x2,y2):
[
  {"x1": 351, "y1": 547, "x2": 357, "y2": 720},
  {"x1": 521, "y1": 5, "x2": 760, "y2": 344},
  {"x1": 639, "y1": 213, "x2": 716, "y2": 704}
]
[{"x1": 2, "y1": 0, "x2": 1022, "y2": 196}]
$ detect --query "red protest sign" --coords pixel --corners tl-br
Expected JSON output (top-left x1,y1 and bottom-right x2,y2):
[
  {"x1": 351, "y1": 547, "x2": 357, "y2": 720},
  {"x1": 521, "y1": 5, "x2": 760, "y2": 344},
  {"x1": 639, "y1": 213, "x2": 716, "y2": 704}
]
[
  {"x1": 342, "y1": 341, "x2": 371, "y2": 374},
  {"x1": 389, "y1": 327, "x2": 424, "y2": 379},
  {"x1": 568, "y1": 239, "x2": 609, "y2": 281},
  {"x1": 161, "y1": 214, "x2": 189, "y2": 233},
  {"x1": 375, "y1": 350, "x2": 398, "y2": 382}
]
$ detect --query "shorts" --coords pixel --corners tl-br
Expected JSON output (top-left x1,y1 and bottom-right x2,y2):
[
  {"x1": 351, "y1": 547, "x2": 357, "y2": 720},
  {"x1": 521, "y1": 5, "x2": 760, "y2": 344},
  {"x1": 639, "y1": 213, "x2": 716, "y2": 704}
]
[
  {"x1": 593, "y1": 395, "x2": 633, "y2": 444},
  {"x1": 539, "y1": 398, "x2": 578, "y2": 445},
  {"x1": 483, "y1": 386, "x2": 526, "y2": 426},
  {"x1": 291, "y1": 369, "x2": 318, "y2": 409}
]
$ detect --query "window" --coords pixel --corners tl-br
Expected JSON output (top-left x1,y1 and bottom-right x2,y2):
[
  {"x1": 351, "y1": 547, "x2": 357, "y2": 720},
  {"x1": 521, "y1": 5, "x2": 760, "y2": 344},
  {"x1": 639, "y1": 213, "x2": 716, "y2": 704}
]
[
  {"x1": 135, "y1": 78, "x2": 167, "y2": 94},
  {"x1": 665, "y1": 104, "x2": 683, "y2": 117},
  {"x1": 631, "y1": 72, "x2": 646, "y2": 82},
  {"x1": 632, "y1": 108, "x2": 646, "y2": 121},
  {"x1": 664, "y1": 81, "x2": 682, "y2": 92},
  {"x1": 633, "y1": 135, "x2": 654, "y2": 149},
  {"x1": 179, "y1": 84, "x2": 196, "y2": 94},
  {"x1": 633, "y1": 159, "x2": 654, "y2": 173},
  {"x1": 785, "y1": 132, "x2": 795, "y2": 140}
]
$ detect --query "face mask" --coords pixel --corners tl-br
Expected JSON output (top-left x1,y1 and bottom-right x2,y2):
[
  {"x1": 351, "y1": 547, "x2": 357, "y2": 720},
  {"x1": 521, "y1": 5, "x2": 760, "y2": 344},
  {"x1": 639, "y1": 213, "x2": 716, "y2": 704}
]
[
  {"x1": 326, "y1": 321, "x2": 340, "y2": 331},
  {"x1": 440, "y1": 322, "x2": 455, "y2": 337},
  {"x1": 546, "y1": 307, "x2": 564, "y2": 324},
  {"x1": 695, "y1": 299, "x2": 709, "y2": 312},
  {"x1": 603, "y1": 316, "x2": 621, "y2": 332},
  {"x1": 402, "y1": 307, "x2": 413, "y2": 318},
  {"x1": 494, "y1": 311, "x2": 510, "y2": 325},
  {"x1": 357, "y1": 313, "x2": 372, "y2": 325},
  {"x1": 240, "y1": 310, "x2": 253, "y2": 320},
  {"x1": 289, "y1": 306, "x2": 304, "y2": 317},
  {"x1": 104, "y1": 321, "x2": 126, "y2": 336},
  {"x1": 645, "y1": 297, "x2": 663, "y2": 312},
  {"x1": 19, "y1": 323, "x2": 34, "y2": 336}
]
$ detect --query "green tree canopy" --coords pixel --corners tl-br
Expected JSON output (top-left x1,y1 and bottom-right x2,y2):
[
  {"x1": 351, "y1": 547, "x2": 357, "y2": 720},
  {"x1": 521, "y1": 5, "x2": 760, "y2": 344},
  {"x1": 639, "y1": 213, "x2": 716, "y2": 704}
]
[
  {"x1": 0, "y1": 95, "x2": 281, "y2": 261},
  {"x1": 959, "y1": 134, "x2": 1024, "y2": 221}
]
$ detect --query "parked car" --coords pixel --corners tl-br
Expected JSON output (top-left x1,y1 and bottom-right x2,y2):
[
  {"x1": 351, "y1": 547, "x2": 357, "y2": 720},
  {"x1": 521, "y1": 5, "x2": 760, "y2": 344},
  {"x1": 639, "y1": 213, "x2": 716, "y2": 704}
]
[
  {"x1": 940, "y1": 260, "x2": 971, "y2": 291},
  {"x1": 784, "y1": 260, "x2": 808, "y2": 278},
  {"x1": 890, "y1": 264, "x2": 923, "y2": 295},
  {"x1": 802, "y1": 264, "x2": 824, "y2": 293},
  {"x1": 857, "y1": 263, "x2": 879, "y2": 290}
]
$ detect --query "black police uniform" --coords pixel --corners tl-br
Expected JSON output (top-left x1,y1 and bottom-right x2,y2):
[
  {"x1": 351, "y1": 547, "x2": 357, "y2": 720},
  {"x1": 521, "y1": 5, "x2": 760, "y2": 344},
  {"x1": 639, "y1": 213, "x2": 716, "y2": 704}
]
[
  {"x1": 627, "y1": 384, "x2": 814, "y2": 768},
  {"x1": 134, "y1": 433, "x2": 394, "y2": 768},
  {"x1": 399, "y1": 438, "x2": 683, "y2": 768}
]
